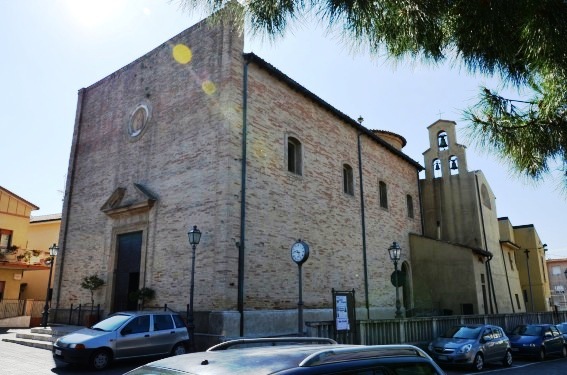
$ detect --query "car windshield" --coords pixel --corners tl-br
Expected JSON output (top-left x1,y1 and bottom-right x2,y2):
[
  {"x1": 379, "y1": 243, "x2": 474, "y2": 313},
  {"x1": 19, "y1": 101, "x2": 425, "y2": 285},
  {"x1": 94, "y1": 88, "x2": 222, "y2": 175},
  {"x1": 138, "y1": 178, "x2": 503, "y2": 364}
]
[
  {"x1": 91, "y1": 314, "x2": 132, "y2": 331},
  {"x1": 442, "y1": 326, "x2": 481, "y2": 339},
  {"x1": 511, "y1": 325, "x2": 542, "y2": 336}
]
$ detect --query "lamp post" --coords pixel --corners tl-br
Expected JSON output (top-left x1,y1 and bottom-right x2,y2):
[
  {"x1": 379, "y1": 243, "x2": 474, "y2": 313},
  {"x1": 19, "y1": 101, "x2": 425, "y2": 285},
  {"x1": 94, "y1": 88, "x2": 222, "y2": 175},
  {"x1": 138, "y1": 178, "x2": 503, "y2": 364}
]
[
  {"x1": 187, "y1": 225, "x2": 201, "y2": 351},
  {"x1": 388, "y1": 242, "x2": 402, "y2": 319},
  {"x1": 41, "y1": 243, "x2": 58, "y2": 328}
]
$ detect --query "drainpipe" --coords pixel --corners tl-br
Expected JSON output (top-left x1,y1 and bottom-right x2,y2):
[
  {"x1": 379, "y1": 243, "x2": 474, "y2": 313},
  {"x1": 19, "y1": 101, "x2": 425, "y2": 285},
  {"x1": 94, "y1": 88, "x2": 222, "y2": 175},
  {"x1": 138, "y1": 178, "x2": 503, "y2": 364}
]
[
  {"x1": 417, "y1": 170, "x2": 424, "y2": 236},
  {"x1": 238, "y1": 58, "x2": 250, "y2": 337},
  {"x1": 54, "y1": 88, "x2": 85, "y2": 319},
  {"x1": 357, "y1": 132, "x2": 370, "y2": 319},
  {"x1": 475, "y1": 173, "x2": 498, "y2": 314},
  {"x1": 500, "y1": 242, "x2": 515, "y2": 313}
]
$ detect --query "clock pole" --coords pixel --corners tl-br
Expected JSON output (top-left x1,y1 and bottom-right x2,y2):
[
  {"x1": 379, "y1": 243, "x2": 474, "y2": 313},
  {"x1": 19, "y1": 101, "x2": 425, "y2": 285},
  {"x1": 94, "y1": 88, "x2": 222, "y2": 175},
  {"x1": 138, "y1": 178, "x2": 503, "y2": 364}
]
[{"x1": 297, "y1": 262, "x2": 304, "y2": 336}]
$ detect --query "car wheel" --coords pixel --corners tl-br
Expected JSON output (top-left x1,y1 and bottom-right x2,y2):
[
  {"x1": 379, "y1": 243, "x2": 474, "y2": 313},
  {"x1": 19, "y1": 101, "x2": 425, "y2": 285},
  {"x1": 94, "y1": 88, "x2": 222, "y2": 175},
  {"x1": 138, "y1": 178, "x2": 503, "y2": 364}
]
[
  {"x1": 472, "y1": 353, "x2": 484, "y2": 372},
  {"x1": 171, "y1": 342, "x2": 187, "y2": 356},
  {"x1": 537, "y1": 347, "x2": 546, "y2": 361},
  {"x1": 90, "y1": 349, "x2": 112, "y2": 371},
  {"x1": 502, "y1": 350, "x2": 513, "y2": 367},
  {"x1": 561, "y1": 345, "x2": 567, "y2": 358}
]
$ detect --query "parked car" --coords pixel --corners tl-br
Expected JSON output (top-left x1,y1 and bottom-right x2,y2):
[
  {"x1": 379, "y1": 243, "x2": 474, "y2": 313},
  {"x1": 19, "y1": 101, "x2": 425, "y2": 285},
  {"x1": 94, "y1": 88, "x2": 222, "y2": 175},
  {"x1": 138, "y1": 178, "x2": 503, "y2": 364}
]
[
  {"x1": 124, "y1": 337, "x2": 446, "y2": 374},
  {"x1": 508, "y1": 324, "x2": 567, "y2": 360},
  {"x1": 53, "y1": 310, "x2": 190, "y2": 370},
  {"x1": 428, "y1": 324, "x2": 512, "y2": 371},
  {"x1": 555, "y1": 322, "x2": 567, "y2": 340}
]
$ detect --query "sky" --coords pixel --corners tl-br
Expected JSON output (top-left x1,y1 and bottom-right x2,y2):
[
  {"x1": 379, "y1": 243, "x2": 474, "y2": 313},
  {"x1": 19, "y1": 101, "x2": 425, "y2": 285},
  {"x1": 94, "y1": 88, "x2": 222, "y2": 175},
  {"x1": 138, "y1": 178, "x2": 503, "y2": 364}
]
[{"x1": 1, "y1": 0, "x2": 566, "y2": 258}]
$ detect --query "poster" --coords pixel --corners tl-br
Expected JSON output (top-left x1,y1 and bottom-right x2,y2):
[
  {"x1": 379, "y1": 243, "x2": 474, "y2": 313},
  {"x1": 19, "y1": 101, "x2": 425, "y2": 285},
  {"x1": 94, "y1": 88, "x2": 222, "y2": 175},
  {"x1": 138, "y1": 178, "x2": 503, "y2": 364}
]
[{"x1": 335, "y1": 295, "x2": 350, "y2": 330}]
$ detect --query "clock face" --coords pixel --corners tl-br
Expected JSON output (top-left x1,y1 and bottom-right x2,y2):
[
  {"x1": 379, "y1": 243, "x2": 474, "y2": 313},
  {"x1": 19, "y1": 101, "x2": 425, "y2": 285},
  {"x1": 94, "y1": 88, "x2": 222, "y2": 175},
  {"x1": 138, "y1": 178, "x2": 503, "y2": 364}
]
[{"x1": 291, "y1": 241, "x2": 309, "y2": 264}]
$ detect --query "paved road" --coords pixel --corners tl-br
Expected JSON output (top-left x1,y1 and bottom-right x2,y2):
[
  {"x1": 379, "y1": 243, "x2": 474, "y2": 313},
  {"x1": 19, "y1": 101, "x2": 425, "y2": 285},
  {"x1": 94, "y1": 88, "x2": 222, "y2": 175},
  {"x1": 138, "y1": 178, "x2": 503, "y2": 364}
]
[
  {"x1": 0, "y1": 328, "x2": 146, "y2": 375},
  {"x1": 4, "y1": 327, "x2": 567, "y2": 375}
]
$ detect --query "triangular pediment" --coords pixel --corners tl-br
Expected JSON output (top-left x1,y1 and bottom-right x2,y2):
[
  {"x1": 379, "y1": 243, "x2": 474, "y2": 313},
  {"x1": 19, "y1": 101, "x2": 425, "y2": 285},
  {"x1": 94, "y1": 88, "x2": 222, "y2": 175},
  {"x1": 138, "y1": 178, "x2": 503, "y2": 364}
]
[{"x1": 101, "y1": 183, "x2": 157, "y2": 218}]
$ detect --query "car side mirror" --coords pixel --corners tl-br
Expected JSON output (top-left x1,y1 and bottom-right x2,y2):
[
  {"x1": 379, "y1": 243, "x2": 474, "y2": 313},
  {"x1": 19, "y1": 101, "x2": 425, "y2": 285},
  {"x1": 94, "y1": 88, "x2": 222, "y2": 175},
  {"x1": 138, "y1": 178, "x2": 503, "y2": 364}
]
[
  {"x1": 481, "y1": 335, "x2": 491, "y2": 342},
  {"x1": 544, "y1": 332, "x2": 552, "y2": 338}
]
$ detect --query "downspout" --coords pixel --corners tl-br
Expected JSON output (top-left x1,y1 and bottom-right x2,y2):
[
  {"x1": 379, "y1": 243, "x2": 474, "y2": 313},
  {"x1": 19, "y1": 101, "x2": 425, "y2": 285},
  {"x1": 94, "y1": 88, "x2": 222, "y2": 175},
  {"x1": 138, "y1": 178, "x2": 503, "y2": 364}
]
[
  {"x1": 417, "y1": 170, "x2": 424, "y2": 235},
  {"x1": 54, "y1": 88, "x2": 85, "y2": 318},
  {"x1": 238, "y1": 58, "x2": 250, "y2": 337},
  {"x1": 475, "y1": 173, "x2": 498, "y2": 314},
  {"x1": 500, "y1": 242, "x2": 515, "y2": 313},
  {"x1": 357, "y1": 132, "x2": 370, "y2": 319}
]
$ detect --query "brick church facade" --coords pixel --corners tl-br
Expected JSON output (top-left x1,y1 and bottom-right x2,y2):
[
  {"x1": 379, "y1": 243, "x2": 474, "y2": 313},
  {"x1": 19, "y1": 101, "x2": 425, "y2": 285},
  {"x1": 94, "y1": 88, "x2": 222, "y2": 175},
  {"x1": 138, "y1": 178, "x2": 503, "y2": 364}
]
[{"x1": 53, "y1": 14, "x2": 423, "y2": 344}]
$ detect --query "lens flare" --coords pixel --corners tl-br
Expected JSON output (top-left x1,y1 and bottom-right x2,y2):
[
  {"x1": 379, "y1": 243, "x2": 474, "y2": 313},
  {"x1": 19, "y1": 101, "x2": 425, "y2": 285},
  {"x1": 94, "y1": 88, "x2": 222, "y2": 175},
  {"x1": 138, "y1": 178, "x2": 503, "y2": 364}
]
[
  {"x1": 202, "y1": 80, "x2": 217, "y2": 95},
  {"x1": 172, "y1": 44, "x2": 192, "y2": 64}
]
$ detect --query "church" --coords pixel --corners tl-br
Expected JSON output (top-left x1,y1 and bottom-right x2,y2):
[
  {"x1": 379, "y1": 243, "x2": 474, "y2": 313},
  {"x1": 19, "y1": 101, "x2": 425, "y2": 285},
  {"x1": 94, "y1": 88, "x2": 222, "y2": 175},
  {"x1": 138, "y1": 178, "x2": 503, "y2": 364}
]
[{"x1": 53, "y1": 12, "x2": 548, "y2": 348}]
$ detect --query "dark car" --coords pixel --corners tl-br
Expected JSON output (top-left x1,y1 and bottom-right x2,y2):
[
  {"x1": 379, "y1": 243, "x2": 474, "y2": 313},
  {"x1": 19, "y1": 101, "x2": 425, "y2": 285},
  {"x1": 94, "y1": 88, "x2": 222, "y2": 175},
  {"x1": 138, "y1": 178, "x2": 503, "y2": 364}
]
[
  {"x1": 428, "y1": 324, "x2": 512, "y2": 371},
  {"x1": 555, "y1": 322, "x2": 567, "y2": 340},
  {"x1": 53, "y1": 311, "x2": 190, "y2": 370},
  {"x1": 508, "y1": 324, "x2": 567, "y2": 360},
  {"x1": 125, "y1": 337, "x2": 446, "y2": 375}
]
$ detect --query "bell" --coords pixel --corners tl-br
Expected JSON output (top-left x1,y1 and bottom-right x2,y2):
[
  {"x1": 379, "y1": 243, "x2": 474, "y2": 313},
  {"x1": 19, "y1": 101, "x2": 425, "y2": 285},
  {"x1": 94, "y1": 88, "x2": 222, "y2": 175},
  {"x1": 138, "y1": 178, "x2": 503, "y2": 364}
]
[
  {"x1": 450, "y1": 159, "x2": 458, "y2": 170},
  {"x1": 438, "y1": 135, "x2": 448, "y2": 148},
  {"x1": 434, "y1": 162, "x2": 440, "y2": 171}
]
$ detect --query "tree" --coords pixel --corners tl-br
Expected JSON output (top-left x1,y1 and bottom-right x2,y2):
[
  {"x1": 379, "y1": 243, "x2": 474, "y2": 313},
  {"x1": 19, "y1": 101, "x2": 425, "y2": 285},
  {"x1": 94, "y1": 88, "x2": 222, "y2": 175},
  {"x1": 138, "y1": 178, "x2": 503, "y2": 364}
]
[
  {"x1": 81, "y1": 274, "x2": 105, "y2": 307},
  {"x1": 179, "y1": 0, "x2": 567, "y2": 188}
]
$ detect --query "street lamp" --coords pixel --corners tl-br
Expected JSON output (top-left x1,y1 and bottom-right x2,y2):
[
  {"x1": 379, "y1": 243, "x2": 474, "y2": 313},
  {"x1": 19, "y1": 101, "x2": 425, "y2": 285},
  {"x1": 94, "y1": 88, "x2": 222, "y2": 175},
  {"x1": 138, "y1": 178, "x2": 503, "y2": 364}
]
[
  {"x1": 388, "y1": 242, "x2": 403, "y2": 319},
  {"x1": 187, "y1": 225, "x2": 201, "y2": 351},
  {"x1": 41, "y1": 243, "x2": 58, "y2": 328}
]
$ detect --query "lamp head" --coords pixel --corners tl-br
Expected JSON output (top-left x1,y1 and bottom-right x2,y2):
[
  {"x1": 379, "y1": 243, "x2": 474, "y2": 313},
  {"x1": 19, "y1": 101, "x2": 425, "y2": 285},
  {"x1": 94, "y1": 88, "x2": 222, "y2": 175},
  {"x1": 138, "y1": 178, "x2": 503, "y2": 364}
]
[
  {"x1": 388, "y1": 242, "x2": 402, "y2": 262},
  {"x1": 49, "y1": 243, "x2": 59, "y2": 257},
  {"x1": 188, "y1": 225, "x2": 202, "y2": 246}
]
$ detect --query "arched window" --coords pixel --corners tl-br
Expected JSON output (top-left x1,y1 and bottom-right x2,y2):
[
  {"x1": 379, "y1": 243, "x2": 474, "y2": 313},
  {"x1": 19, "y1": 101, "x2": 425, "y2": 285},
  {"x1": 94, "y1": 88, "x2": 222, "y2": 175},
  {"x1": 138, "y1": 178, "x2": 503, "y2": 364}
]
[
  {"x1": 287, "y1": 136, "x2": 302, "y2": 175},
  {"x1": 343, "y1": 164, "x2": 354, "y2": 196},
  {"x1": 433, "y1": 159, "x2": 442, "y2": 178},
  {"x1": 379, "y1": 181, "x2": 388, "y2": 209},
  {"x1": 437, "y1": 131, "x2": 449, "y2": 150},
  {"x1": 406, "y1": 194, "x2": 414, "y2": 218},
  {"x1": 449, "y1": 155, "x2": 459, "y2": 175}
]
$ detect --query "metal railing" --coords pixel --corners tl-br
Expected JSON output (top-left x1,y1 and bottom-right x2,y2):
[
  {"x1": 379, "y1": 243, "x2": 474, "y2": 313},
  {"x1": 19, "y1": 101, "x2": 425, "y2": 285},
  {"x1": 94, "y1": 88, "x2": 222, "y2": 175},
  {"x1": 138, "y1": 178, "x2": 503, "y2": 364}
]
[
  {"x1": 0, "y1": 299, "x2": 25, "y2": 319},
  {"x1": 306, "y1": 311, "x2": 567, "y2": 346}
]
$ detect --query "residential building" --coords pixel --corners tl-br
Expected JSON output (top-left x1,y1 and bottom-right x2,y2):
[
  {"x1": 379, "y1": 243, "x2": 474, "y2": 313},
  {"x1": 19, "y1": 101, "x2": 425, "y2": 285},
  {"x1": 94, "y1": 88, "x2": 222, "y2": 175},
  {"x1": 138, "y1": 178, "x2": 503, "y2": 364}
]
[
  {"x1": 546, "y1": 258, "x2": 567, "y2": 311},
  {"x1": 0, "y1": 186, "x2": 63, "y2": 327}
]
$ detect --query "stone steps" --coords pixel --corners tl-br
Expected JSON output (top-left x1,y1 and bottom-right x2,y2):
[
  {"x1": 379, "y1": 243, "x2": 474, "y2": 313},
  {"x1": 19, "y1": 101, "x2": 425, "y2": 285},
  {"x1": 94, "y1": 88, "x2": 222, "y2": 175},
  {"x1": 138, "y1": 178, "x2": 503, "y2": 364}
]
[{"x1": 1, "y1": 325, "x2": 84, "y2": 351}]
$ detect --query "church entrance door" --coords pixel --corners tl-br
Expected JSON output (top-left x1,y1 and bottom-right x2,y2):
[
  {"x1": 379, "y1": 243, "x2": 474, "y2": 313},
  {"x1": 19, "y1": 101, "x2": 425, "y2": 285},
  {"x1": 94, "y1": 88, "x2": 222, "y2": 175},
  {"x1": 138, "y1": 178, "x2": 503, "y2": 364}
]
[{"x1": 113, "y1": 231, "x2": 142, "y2": 312}]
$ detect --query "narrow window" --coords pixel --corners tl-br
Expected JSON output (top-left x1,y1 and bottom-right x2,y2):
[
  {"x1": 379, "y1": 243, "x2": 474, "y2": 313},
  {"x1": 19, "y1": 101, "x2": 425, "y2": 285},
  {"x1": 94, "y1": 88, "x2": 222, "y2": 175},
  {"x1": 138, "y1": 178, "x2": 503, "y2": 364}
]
[
  {"x1": 481, "y1": 184, "x2": 491, "y2": 209},
  {"x1": 343, "y1": 164, "x2": 354, "y2": 196},
  {"x1": 406, "y1": 195, "x2": 414, "y2": 218},
  {"x1": 287, "y1": 136, "x2": 302, "y2": 175},
  {"x1": 379, "y1": 181, "x2": 388, "y2": 209},
  {"x1": 508, "y1": 252, "x2": 515, "y2": 271},
  {"x1": 515, "y1": 294, "x2": 521, "y2": 310},
  {"x1": 0, "y1": 229, "x2": 13, "y2": 250}
]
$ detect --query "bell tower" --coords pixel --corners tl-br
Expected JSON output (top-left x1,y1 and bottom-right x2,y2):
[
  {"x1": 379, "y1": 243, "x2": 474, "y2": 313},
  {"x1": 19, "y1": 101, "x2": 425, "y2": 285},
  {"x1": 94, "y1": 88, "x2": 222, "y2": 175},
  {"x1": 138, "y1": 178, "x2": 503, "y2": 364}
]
[{"x1": 423, "y1": 120, "x2": 468, "y2": 180}]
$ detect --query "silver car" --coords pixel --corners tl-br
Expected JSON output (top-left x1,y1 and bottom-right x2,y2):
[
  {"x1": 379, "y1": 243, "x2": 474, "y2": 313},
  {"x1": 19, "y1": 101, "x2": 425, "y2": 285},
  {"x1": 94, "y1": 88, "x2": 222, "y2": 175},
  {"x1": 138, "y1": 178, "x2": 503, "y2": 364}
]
[
  {"x1": 125, "y1": 337, "x2": 446, "y2": 374},
  {"x1": 428, "y1": 324, "x2": 512, "y2": 371},
  {"x1": 53, "y1": 311, "x2": 190, "y2": 370}
]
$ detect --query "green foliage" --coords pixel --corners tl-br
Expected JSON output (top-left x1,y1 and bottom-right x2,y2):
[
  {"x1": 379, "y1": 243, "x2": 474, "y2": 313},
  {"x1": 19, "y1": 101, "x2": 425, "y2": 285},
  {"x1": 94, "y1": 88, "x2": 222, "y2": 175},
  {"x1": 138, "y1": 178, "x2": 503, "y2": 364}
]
[
  {"x1": 81, "y1": 275, "x2": 105, "y2": 306},
  {"x1": 179, "y1": 0, "x2": 567, "y2": 189},
  {"x1": 129, "y1": 287, "x2": 156, "y2": 310}
]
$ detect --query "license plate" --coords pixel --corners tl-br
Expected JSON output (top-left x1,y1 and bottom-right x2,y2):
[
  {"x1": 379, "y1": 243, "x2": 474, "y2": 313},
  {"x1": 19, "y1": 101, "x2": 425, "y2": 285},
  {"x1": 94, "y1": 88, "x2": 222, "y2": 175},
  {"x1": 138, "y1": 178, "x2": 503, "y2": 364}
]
[
  {"x1": 438, "y1": 355, "x2": 448, "y2": 361},
  {"x1": 55, "y1": 349, "x2": 62, "y2": 356}
]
